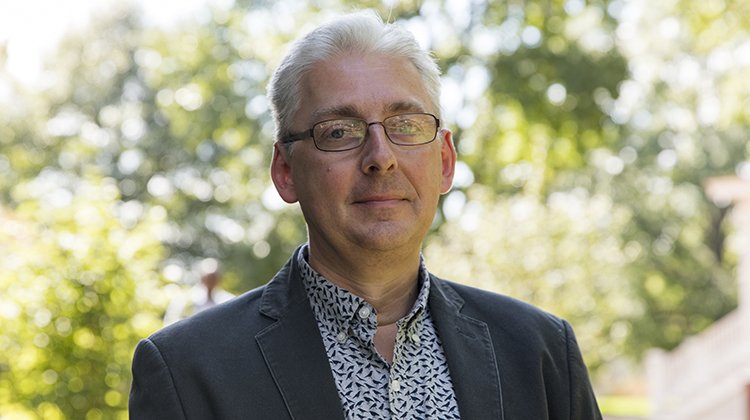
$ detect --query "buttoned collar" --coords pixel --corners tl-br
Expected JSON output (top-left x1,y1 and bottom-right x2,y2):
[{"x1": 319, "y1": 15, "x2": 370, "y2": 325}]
[{"x1": 298, "y1": 244, "x2": 430, "y2": 345}]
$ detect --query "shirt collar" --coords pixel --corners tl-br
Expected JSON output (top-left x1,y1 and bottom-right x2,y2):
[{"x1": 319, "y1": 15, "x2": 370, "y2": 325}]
[{"x1": 298, "y1": 244, "x2": 431, "y2": 334}]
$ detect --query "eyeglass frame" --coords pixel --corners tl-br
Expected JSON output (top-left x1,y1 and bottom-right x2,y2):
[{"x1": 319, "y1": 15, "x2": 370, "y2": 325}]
[{"x1": 280, "y1": 112, "x2": 441, "y2": 152}]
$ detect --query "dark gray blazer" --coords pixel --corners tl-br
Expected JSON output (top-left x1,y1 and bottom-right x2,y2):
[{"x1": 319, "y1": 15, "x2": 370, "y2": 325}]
[{"x1": 129, "y1": 248, "x2": 602, "y2": 419}]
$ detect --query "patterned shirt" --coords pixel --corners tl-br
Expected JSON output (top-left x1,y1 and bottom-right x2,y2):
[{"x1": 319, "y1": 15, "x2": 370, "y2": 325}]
[{"x1": 299, "y1": 247, "x2": 461, "y2": 419}]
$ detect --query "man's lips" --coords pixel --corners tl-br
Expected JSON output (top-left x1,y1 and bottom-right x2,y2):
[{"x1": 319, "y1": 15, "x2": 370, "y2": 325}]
[{"x1": 352, "y1": 195, "x2": 407, "y2": 205}]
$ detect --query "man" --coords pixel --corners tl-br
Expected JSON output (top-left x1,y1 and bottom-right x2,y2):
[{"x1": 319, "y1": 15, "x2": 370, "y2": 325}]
[
  {"x1": 162, "y1": 258, "x2": 235, "y2": 325},
  {"x1": 130, "y1": 11, "x2": 602, "y2": 419}
]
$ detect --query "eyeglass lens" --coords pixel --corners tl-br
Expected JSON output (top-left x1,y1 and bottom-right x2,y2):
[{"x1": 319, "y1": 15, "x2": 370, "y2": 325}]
[{"x1": 313, "y1": 113, "x2": 437, "y2": 151}]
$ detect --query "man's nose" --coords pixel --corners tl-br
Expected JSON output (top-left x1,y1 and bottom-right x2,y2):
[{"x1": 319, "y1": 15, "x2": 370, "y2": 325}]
[{"x1": 360, "y1": 124, "x2": 398, "y2": 174}]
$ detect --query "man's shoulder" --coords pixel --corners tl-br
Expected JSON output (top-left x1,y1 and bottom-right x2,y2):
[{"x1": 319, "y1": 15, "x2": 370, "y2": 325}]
[
  {"x1": 431, "y1": 276, "x2": 568, "y2": 340},
  {"x1": 150, "y1": 285, "x2": 269, "y2": 348},
  {"x1": 145, "y1": 250, "x2": 302, "y2": 353}
]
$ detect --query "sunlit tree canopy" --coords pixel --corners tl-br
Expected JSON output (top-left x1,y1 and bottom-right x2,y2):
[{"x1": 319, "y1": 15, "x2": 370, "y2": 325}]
[{"x1": 1, "y1": 0, "x2": 747, "y2": 417}]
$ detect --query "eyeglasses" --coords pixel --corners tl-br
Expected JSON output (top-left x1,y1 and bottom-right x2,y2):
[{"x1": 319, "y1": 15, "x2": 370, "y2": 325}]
[{"x1": 282, "y1": 112, "x2": 440, "y2": 152}]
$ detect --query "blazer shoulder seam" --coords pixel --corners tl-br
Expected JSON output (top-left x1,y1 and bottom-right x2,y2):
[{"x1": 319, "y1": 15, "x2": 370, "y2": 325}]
[{"x1": 143, "y1": 337, "x2": 190, "y2": 419}]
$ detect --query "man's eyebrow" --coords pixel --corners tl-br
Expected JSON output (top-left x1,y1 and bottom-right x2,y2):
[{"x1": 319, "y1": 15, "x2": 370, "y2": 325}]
[
  {"x1": 311, "y1": 105, "x2": 362, "y2": 121},
  {"x1": 385, "y1": 101, "x2": 427, "y2": 114},
  {"x1": 311, "y1": 101, "x2": 428, "y2": 122}
]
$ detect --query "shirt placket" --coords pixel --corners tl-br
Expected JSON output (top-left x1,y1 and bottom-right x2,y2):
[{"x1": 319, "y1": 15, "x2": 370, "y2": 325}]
[
  {"x1": 388, "y1": 311, "x2": 424, "y2": 419},
  {"x1": 300, "y1": 251, "x2": 460, "y2": 419},
  {"x1": 351, "y1": 302, "x2": 380, "y2": 360}
]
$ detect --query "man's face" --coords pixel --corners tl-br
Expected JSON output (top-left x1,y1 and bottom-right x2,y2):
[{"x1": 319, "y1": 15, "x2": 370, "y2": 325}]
[{"x1": 271, "y1": 53, "x2": 456, "y2": 259}]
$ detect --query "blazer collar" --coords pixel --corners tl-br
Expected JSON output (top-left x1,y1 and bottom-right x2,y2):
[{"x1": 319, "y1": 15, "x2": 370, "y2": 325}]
[
  {"x1": 429, "y1": 275, "x2": 505, "y2": 420},
  {"x1": 255, "y1": 246, "x2": 345, "y2": 419},
  {"x1": 256, "y1": 249, "x2": 503, "y2": 419},
  {"x1": 258, "y1": 246, "x2": 308, "y2": 320}
]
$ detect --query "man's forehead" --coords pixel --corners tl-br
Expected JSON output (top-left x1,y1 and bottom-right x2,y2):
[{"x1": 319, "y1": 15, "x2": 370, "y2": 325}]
[
  {"x1": 294, "y1": 53, "x2": 433, "y2": 125},
  {"x1": 310, "y1": 101, "x2": 428, "y2": 121}
]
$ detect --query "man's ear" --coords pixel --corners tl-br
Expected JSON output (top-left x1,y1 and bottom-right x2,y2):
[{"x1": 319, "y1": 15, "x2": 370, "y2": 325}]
[
  {"x1": 439, "y1": 129, "x2": 457, "y2": 194},
  {"x1": 270, "y1": 143, "x2": 299, "y2": 203}
]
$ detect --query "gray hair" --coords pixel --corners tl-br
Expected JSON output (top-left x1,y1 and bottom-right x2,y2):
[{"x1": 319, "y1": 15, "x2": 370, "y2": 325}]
[{"x1": 266, "y1": 10, "x2": 442, "y2": 147}]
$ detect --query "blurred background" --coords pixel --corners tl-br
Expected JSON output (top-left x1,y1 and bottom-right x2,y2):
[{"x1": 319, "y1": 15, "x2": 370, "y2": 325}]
[{"x1": 1, "y1": 0, "x2": 748, "y2": 418}]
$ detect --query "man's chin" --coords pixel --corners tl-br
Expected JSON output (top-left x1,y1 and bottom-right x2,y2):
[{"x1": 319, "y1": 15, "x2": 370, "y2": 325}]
[{"x1": 353, "y1": 225, "x2": 423, "y2": 252}]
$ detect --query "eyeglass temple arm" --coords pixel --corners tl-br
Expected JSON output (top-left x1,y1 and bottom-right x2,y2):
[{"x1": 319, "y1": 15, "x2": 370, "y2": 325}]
[{"x1": 281, "y1": 129, "x2": 314, "y2": 144}]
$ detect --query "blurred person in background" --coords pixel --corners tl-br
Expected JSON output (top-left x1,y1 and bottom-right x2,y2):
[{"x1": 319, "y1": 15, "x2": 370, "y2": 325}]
[
  {"x1": 162, "y1": 258, "x2": 235, "y2": 325},
  {"x1": 130, "y1": 10, "x2": 601, "y2": 419}
]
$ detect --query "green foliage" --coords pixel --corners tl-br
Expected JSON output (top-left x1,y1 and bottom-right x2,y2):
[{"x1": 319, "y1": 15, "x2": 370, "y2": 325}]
[
  {"x1": 596, "y1": 0, "x2": 748, "y2": 352},
  {"x1": 597, "y1": 394, "x2": 650, "y2": 417},
  {"x1": 0, "y1": 0, "x2": 748, "y2": 413},
  {"x1": 466, "y1": 0, "x2": 628, "y2": 191},
  {"x1": 0, "y1": 178, "x2": 166, "y2": 418},
  {"x1": 419, "y1": 0, "x2": 743, "y2": 359},
  {"x1": 426, "y1": 186, "x2": 637, "y2": 371},
  {"x1": 5, "y1": 4, "x2": 307, "y2": 293}
]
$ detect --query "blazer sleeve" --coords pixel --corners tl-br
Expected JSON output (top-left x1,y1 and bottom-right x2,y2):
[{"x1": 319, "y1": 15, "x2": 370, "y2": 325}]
[
  {"x1": 129, "y1": 338, "x2": 186, "y2": 420},
  {"x1": 563, "y1": 320, "x2": 603, "y2": 420}
]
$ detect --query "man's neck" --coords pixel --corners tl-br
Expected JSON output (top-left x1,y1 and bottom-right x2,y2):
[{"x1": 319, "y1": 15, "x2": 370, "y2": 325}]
[{"x1": 307, "y1": 245, "x2": 421, "y2": 325}]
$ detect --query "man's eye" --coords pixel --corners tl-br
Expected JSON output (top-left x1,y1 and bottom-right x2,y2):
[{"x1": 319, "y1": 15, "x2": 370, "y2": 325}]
[
  {"x1": 322, "y1": 123, "x2": 360, "y2": 140},
  {"x1": 330, "y1": 128, "x2": 347, "y2": 139},
  {"x1": 395, "y1": 124, "x2": 417, "y2": 133},
  {"x1": 391, "y1": 120, "x2": 421, "y2": 134}
]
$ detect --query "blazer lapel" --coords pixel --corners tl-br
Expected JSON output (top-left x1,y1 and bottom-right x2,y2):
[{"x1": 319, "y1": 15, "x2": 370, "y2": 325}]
[
  {"x1": 429, "y1": 276, "x2": 504, "y2": 420},
  {"x1": 255, "y1": 250, "x2": 345, "y2": 420}
]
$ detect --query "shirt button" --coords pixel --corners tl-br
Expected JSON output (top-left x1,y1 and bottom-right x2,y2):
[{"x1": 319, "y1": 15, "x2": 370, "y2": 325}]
[
  {"x1": 336, "y1": 331, "x2": 347, "y2": 343},
  {"x1": 358, "y1": 306, "x2": 371, "y2": 319},
  {"x1": 391, "y1": 379, "x2": 401, "y2": 393},
  {"x1": 411, "y1": 333, "x2": 420, "y2": 344}
]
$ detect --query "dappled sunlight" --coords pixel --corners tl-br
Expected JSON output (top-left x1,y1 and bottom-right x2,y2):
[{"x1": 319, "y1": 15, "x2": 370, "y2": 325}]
[
  {"x1": 1, "y1": 0, "x2": 749, "y2": 417},
  {"x1": 0, "y1": 179, "x2": 167, "y2": 418},
  {"x1": 428, "y1": 187, "x2": 647, "y2": 395}
]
